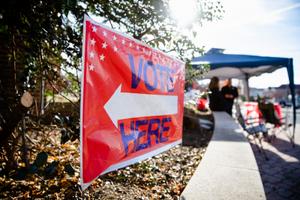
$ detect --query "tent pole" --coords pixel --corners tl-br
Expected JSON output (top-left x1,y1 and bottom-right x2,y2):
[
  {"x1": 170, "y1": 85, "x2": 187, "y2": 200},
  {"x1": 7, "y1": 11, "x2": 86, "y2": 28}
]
[
  {"x1": 245, "y1": 74, "x2": 250, "y2": 101},
  {"x1": 286, "y1": 59, "x2": 296, "y2": 147}
]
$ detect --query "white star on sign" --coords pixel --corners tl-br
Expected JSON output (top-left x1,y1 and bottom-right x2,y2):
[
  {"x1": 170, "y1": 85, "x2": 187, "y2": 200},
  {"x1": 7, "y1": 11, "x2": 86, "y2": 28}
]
[
  {"x1": 122, "y1": 39, "x2": 126, "y2": 45},
  {"x1": 100, "y1": 54, "x2": 105, "y2": 61},
  {"x1": 92, "y1": 26, "x2": 97, "y2": 32},
  {"x1": 113, "y1": 46, "x2": 118, "y2": 52},
  {"x1": 113, "y1": 35, "x2": 117, "y2": 41},
  {"x1": 88, "y1": 64, "x2": 95, "y2": 71},
  {"x1": 136, "y1": 45, "x2": 140, "y2": 50},
  {"x1": 90, "y1": 38, "x2": 96, "y2": 46},
  {"x1": 129, "y1": 42, "x2": 133, "y2": 47},
  {"x1": 102, "y1": 42, "x2": 108, "y2": 49},
  {"x1": 103, "y1": 31, "x2": 107, "y2": 37},
  {"x1": 89, "y1": 51, "x2": 95, "y2": 58}
]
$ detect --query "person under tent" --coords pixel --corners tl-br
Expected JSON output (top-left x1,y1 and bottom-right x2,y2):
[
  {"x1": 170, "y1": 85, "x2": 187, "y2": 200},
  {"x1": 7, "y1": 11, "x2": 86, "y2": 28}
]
[
  {"x1": 208, "y1": 76, "x2": 228, "y2": 112},
  {"x1": 221, "y1": 78, "x2": 238, "y2": 116}
]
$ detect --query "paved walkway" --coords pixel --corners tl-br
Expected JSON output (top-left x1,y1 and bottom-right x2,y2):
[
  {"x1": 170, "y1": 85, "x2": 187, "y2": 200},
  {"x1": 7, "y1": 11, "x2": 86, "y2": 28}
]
[
  {"x1": 250, "y1": 128, "x2": 300, "y2": 200},
  {"x1": 181, "y1": 112, "x2": 265, "y2": 200}
]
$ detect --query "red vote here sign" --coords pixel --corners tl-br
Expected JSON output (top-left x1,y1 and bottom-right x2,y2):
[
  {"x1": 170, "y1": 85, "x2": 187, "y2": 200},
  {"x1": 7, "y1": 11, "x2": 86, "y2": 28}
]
[{"x1": 80, "y1": 15, "x2": 185, "y2": 189}]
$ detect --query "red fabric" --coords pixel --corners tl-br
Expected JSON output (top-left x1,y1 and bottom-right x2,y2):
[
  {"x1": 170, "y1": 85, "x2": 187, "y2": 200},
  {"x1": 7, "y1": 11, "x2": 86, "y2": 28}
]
[
  {"x1": 197, "y1": 98, "x2": 207, "y2": 111},
  {"x1": 81, "y1": 17, "x2": 185, "y2": 184},
  {"x1": 274, "y1": 103, "x2": 282, "y2": 121},
  {"x1": 243, "y1": 102, "x2": 262, "y2": 124},
  {"x1": 243, "y1": 102, "x2": 282, "y2": 124},
  {"x1": 274, "y1": 103, "x2": 283, "y2": 125}
]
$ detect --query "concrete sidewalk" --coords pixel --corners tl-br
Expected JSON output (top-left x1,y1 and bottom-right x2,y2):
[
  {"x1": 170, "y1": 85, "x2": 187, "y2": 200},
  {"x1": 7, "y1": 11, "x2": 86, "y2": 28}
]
[
  {"x1": 251, "y1": 128, "x2": 300, "y2": 200},
  {"x1": 181, "y1": 112, "x2": 265, "y2": 200}
]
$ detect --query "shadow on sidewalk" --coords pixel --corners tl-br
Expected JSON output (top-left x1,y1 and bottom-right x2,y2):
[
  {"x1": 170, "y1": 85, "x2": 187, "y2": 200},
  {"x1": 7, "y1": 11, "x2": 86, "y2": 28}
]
[{"x1": 251, "y1": 137, "x2": 300, "y2": 200}]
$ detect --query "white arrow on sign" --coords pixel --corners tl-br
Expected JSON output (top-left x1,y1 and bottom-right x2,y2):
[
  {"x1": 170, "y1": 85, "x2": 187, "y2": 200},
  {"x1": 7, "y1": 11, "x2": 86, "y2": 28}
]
[{"x1": 104, "y1": 85, "x2": 178, "y2": 127}]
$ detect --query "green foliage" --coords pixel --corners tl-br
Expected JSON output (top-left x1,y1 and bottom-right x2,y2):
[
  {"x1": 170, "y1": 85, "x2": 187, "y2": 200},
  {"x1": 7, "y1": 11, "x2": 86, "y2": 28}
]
[
  {"x1": 64, "y1": 163, "x2": 75, "y2": 176},
  {"x1": 12, "y1": 150, "x2": 75, "y2": 180},
  {"x1": 87, "y1": 0, "x2": 223, "y2": 60},
  {"x1": 34, "y1": 152, "x2": 48, "y2": 168},
  {"x1": 0, "y1": 2, "x2": 222, "y2": 195},
  {"x1": 185, "y1": 63, "x2": 210, "y2": 85},
  {"x1": 44, "y1": 161, "x2": 59, "y2": 178},
  {"x1": 0, "y1": 0, "x2": 223, "y2": 98},
  {"x1": 0, "y1": 0, "x2": 223, "y2": 174}
]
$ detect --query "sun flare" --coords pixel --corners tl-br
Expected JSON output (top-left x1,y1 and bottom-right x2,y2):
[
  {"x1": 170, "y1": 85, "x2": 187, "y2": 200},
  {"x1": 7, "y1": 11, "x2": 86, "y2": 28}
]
[{"x1": 169, "y1": 0, "x2": 198, "y2": 27}]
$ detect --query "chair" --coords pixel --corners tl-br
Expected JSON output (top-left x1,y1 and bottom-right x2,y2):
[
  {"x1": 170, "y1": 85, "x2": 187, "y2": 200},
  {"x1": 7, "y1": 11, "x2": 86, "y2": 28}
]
[
  {"x1": 258, "y1": 102, "x2": 293, "y2": 144},
  {"x1": 235, "y1": 103, "x2": 269, "y2": 160}
]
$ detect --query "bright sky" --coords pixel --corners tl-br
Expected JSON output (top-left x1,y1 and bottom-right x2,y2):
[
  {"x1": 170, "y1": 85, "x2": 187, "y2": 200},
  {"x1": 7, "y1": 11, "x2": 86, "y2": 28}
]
[
  {"x1": 89, "y1": 0, "x2": 300, "y2": 89},
  {"x1": 193, "y1": 0, "x2": 300, "y2": 88}
]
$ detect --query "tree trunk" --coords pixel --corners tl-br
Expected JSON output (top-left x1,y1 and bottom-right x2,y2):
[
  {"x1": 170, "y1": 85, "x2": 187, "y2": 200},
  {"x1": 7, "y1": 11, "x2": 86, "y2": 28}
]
[{"x1": 0, "y1": 32, "x2": 27, "y2": 147}]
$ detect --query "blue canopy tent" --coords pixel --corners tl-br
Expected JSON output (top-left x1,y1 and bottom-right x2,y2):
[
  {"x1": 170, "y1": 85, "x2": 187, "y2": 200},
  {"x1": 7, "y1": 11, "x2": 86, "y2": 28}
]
[{"x1": 191, "y1": 48, "x2": 296, "y2": 144}]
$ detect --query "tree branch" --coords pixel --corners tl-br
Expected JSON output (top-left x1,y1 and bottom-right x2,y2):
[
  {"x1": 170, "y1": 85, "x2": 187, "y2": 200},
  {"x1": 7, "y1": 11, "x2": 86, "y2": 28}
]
[{"x1": 46, "y1": 78, "x2": 79, "y2": 109}]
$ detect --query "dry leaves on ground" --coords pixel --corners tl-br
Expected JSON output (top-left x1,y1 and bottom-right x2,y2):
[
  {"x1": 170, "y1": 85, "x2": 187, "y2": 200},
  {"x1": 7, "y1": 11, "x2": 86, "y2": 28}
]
[{"x1": 0, "y1": 129, "x2": 207, "y2": 200}]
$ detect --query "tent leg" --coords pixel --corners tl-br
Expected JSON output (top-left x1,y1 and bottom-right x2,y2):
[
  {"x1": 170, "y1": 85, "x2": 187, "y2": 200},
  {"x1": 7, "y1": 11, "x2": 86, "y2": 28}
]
[{"x1": 241, "y1": 74, "x2": 250, "y2": 101}]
